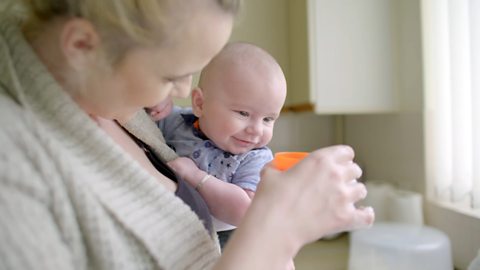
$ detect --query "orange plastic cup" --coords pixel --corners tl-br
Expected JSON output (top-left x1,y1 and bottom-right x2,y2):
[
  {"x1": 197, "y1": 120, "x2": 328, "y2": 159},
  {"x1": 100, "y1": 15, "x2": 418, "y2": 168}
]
[{"x1": 273, "y1": 152, "x2": 309, "y2": 171}]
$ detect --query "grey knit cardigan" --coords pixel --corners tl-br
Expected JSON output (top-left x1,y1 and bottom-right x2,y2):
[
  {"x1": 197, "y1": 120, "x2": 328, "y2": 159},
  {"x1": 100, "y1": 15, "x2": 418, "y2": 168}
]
[{"x1": 0, "y1": 14, "x2": 220, "y2": 270}]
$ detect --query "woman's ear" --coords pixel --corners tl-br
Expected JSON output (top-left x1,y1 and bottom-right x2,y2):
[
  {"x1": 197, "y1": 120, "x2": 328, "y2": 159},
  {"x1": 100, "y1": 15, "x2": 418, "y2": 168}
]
[
  {"x1": 60, "y1": 18, "x2": 100, "y2": 70},
  {"x1": 191, "y1": 87, "x2": 205, "y2": 117}
]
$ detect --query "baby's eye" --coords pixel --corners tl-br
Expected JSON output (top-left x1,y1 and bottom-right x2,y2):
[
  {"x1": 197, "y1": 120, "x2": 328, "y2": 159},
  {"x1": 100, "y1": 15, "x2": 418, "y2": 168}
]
[
  {"x1": 236, "y1": 111, "x2": 249, "y2": 117},
  {"x1": 263, "y1": 117, "x2": 275, "y2": 123}
]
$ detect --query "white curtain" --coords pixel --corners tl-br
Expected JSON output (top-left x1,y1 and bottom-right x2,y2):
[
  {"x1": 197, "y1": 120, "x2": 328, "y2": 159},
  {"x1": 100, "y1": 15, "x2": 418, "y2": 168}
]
[{"x1": 422, "y1": 0, "x2": 480, "y2": 210}]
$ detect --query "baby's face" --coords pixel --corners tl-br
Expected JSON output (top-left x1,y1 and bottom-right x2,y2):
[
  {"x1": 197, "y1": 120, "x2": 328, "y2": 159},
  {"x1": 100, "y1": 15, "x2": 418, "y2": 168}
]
[{"x1": 198, "y1": 66, "x2": 286, "y2": 155}]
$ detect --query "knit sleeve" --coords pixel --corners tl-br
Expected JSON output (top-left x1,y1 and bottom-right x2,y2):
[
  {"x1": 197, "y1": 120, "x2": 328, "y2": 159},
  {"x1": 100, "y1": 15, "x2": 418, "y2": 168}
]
[
  {"x1": 0, "y1": 134, "x2": 75, "y2": 270},
  {"x1": 0, "y1": 186, "x2": 76, "y2": 270},
  {"x1": 123, "y1": 110, "x2": 178, "y2": 162}
]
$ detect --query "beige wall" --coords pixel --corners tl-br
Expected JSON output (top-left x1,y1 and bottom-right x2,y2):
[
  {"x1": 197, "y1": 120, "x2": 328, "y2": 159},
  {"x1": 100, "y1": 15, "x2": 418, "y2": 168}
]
[
  {"x1": 230, "y1": 0, "x2": 289, "y2": 76},
  {"x1": 176, "y1": 0, "x2": 309, "y2": 107},
  {"x1": 287, "y1": 0, "x2": 310, "y2": 105},
  {"x1": 229, "y1": 0, "x2": 313, "y2": 107},
  {"x1": 175, "y1": 0, "x2": 292, "y2": 107}
]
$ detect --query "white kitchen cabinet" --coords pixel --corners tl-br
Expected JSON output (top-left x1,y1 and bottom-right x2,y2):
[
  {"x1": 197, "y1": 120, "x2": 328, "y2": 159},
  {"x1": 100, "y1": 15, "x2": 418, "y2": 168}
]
[{"x1": 304, "y1": 0, "x2": 399, "y2": 114}]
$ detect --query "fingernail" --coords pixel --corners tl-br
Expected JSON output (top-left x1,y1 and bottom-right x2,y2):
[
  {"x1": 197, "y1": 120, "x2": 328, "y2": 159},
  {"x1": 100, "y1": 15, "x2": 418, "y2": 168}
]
[{"x1": 366, "y1": 207, "x2": 375, "y2": 226}]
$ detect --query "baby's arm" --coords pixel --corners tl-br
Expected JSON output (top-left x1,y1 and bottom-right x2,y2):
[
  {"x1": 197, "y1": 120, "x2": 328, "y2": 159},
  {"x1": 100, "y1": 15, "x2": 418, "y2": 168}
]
[
  {"x1": 170, "y1": 156, "x2": 294, "y2": 270},
  {"x1": 168, "y1": 157, "x2": 252, "y2": 226}
]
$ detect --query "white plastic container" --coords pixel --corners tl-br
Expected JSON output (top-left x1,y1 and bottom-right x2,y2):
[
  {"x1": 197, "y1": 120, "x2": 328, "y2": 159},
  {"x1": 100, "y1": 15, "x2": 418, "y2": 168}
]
[
  {"x1": 468, "y1": 249, "x2": 480, "y2": 270},
  {"x1": 349, "y1": 222, "x2": 453, "y2": 270}
]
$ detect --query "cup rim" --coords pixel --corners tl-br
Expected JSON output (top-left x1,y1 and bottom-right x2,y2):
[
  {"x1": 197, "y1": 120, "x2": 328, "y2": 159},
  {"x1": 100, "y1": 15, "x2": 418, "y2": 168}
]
[{"x1": 273, "y1": 152, "x2": 309, "y2": 171}]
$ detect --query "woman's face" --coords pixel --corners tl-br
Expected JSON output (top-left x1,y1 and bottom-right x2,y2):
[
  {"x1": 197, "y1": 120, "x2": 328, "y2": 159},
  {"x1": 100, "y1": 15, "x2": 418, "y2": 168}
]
[{"x1": 83, "y1": 7, "x2": 233, "y2": 121}]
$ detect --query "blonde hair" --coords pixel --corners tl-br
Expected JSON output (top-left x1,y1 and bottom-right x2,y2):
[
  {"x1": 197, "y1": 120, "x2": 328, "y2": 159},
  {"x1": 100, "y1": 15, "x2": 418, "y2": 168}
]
[{"x1": 19, "y1": 0, "x2": 240, "y2": 63}]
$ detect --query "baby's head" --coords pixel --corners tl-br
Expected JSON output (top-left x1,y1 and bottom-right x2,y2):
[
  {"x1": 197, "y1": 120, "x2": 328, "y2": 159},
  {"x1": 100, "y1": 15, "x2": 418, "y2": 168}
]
[{"x1": 192, "y1": 42, "x2": 287, "y2": 155}]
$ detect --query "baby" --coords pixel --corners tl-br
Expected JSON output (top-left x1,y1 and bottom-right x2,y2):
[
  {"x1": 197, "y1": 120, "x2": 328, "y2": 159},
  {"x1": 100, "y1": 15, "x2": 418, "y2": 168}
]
[{"x1": 148, "y1": 42, "x2": 287, "y2": 249}]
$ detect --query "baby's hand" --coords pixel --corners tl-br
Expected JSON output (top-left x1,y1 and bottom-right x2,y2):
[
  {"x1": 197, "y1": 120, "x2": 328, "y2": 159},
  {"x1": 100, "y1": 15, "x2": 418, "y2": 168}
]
[
  {"x1": 167, "y1": 157, "x2": 204, "y2": 186},
  {"x1": 145, "y1": 99, "x2": 173, "y2": 121}
]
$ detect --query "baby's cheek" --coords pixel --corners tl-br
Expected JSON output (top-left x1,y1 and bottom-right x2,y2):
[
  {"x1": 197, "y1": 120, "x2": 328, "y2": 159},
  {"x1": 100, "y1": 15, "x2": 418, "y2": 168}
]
[{"x1": 260, "y1": 129, "x2": 274, "y2": 146}]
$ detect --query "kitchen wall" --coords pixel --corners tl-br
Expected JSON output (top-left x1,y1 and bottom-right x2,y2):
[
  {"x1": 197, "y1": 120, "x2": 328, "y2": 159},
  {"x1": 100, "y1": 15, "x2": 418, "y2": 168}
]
[
  {"x1": 229, "y1": 0, "x2": 289, "y2": 79},
  {"x1": 268, "y1": 112, "x2": 333, "y2": 152},
  {"x1": 345, "y1": 0, "x2": 424, "y2": 193},
  {"x1": 343, "y1": 1, "x2": 480, "y2": 269}
]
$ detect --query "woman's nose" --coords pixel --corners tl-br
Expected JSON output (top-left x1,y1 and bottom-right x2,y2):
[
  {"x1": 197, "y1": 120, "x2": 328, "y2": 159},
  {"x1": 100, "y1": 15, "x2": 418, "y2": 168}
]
[{"x1": 171, "y1": 75, "x2": 193, "y2": 98}]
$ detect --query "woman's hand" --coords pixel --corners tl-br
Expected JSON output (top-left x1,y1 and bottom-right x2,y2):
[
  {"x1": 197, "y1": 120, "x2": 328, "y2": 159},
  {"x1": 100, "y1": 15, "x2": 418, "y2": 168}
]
[
  {"x1": 216, "y1": 145, "x2": 374, "y2": 270},
  {"x1": 257, "y1": 145, "x2": 373, "y2": 246}
]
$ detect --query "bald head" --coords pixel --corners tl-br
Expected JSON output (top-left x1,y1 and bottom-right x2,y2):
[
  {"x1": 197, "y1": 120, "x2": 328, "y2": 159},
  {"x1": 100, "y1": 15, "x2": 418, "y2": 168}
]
[
  {"x1": 191, "y1": 42, "x2": 287, "y2": 154},
  {"x1": 198, "y1": 42, "x2": 286, "y2": 98}
]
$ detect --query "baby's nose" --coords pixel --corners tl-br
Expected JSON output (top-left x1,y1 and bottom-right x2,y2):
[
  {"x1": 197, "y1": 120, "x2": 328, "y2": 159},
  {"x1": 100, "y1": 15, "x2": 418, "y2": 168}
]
[{"x1": 246, "y1": 121, "x2": 262, "y2": 135}]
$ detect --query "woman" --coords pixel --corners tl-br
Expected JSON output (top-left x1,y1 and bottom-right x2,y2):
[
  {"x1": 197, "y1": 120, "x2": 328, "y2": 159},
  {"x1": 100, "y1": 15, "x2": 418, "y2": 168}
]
[{"x1": 0, "y1": 0, "x2": 374, "y2": 269}]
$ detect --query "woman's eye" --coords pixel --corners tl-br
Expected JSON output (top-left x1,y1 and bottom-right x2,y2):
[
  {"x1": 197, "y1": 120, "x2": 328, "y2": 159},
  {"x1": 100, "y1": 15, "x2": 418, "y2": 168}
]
[
  {"x1": 165, "y1": 74, "x2": 191, "y2": 83},
  {"x1": 237, "y1": 111, "x2": 249, "y2": 117},
  {"x1": 164, "y1": 77, "x2": 176, "y2": 83}
]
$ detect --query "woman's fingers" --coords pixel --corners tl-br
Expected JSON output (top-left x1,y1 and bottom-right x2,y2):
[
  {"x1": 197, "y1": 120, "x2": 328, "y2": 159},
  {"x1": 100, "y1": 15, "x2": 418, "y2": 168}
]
[
  {"x1": 352, "y1": 206, "x2": 375, "y2": 230},
  {"x1": 350, "y1": 180, "x2": 368, "y2": 202},
  {"x1": 312, "y1": 144, "x2": 355, "y2": 163},
  {"x1": 346, "y1": 162, "x2": 363, "y2": 182},
  {"x1": 258, "y1": 145, "x2": 375, "y2": 246},
  {"x1": 309, "y1": 146, "x2": 373, "y2": 231}
]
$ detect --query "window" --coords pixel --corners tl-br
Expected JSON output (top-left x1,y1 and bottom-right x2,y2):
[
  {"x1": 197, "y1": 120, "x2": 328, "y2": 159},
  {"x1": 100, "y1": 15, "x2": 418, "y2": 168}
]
[{"x1": 422, "y1": 0, "x2": 480, "y2": 217}]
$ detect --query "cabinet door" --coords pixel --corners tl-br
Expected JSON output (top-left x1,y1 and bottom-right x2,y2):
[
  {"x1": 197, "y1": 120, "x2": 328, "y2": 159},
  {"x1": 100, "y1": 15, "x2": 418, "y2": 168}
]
[{"x1": 307, "y1": 0, "x2": 399, "y2": 114}]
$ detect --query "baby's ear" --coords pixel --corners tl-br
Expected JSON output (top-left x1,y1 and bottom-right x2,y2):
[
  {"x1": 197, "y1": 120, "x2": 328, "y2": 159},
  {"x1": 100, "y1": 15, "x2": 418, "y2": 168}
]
[{"x1": 191, "y1": 87, "x2": 204, "y2": 117}]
